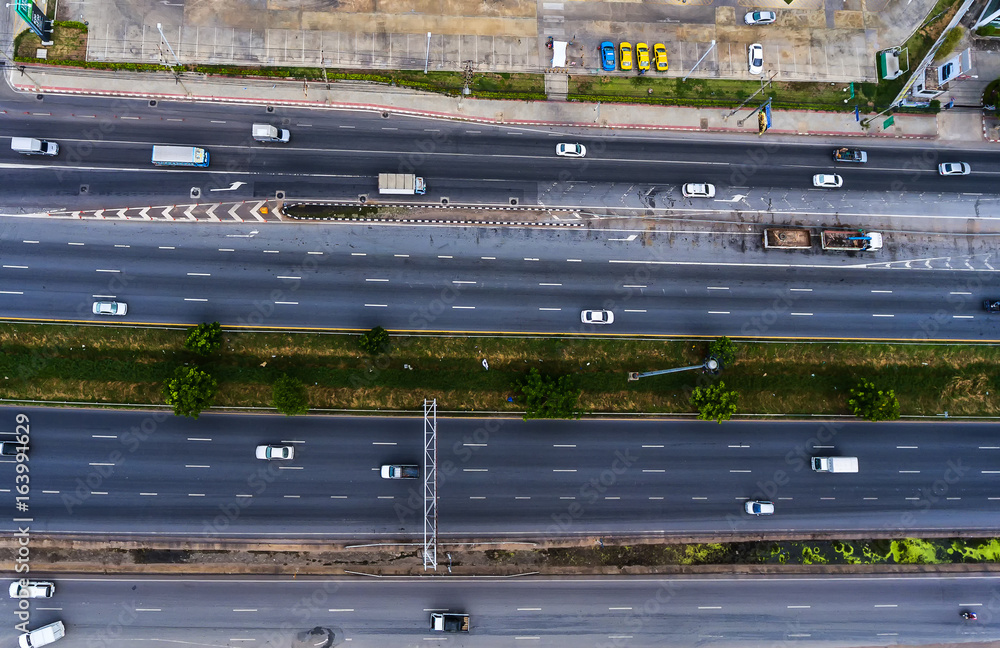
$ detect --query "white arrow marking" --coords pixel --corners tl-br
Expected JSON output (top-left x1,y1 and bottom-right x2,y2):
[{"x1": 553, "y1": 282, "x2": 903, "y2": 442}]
[
  {"x1": 608, "y1": 234, "x2": 638, "y2": 242},
  {"x1": 716, "y1": 194, "x2": 747, "y2": 202},
  {"x1": 205, "y1": 204, "x2": 220, "y2": 222},
  {"x1": 209, "y1": 181, "x2": 247, "y2": 192}
]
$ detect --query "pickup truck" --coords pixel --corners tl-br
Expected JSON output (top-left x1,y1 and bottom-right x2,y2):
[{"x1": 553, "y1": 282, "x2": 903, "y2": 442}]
[
  {"x1": 8, "y1": 580, "x2": 55, "y2": 598},
  {"x1": 821, "y1": 230, "x2": 883, "y2": 251},
  {"x1": 833, "y1": 147, "x2": 867, "y2": 163},
  {"x1": 812, "y1": 456, "x2": 859, "y2": 473},
  {"x1": 430, "y1": 613, "x2": 470, "y2": 633},
  {"x1": 381, "y1": 464, "x2": 419, "y2": 479}
]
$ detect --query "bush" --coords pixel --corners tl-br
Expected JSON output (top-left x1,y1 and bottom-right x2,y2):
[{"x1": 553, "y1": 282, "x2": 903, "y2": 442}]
[
  {"x1": 847, "y1": 380, "x2": 900, "y2": 421},
  {"x1": 977, "y1": 25, "x2": 998, "y2": 37},
  {"x1": 708, "y1": 337, "x2": 737, "y2": 368},
  {"x1": 184, "y1": 322, "x2": 223, "y2": 356},
  {"x1": 518, "y1": 367, "x2": 582, "y2": 420},
  {"x1": 359, "y1": 326, "x2": 390, "y2": 355},
  {"x1": 935, "y1": 26, "x2": 964, "y2": 62},
  {"x1": 690, "y1": 381, "x2": 739, "y2": 423},
  {"x1": 272, "y1": 374, "x2": 309, "y2": 416},
  {"x1": 163, "y1": 366, "x2": 217, "y2": 419}
]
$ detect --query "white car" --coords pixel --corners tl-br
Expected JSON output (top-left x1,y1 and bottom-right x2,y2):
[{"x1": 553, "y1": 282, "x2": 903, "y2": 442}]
[
  {"x1": 9, "y1": 581, "x2": 55, "y2": 598},
  {"x1": 556, "y1": 143, "x2": 587, "y2": 158},
  {"x1": 581, "y1": 310, "x2": 614, "y2": 325},
  {"x1": 744, "y1": 11, "x2": 776, "y2": 25},
  {"x1": 92, "y1": 301, "x2": 127, "y2": 316},
  {"x1": 812, "y1": 173, "x2": 843, "y2": 188},
  {"x1": 18, "y1": 621, "x2": 65, "y2": 648},
  {"x1": 748, "y1": 43, "x2": 763, "y2": 75},
  {"x1": 682, "y1": 183, "x2": 716, "y2": 198},
  {"x1": 744, "y1": 500, "x2": 775, "y2": 516},
  {"x1": 255, "y1": 444, "x2": 294, "y2": 461},
  {"x1": 938, "y1": 162, "x2": 970, "y2": 176}
]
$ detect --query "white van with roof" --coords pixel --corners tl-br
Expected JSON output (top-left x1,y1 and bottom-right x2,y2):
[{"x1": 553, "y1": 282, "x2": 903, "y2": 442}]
[
  {"x1": 11, "y1": 137, "x2": 58, "y2": 156},
  {"x1": 19, "y1": 621, "x2": 65, "y2": 648}
]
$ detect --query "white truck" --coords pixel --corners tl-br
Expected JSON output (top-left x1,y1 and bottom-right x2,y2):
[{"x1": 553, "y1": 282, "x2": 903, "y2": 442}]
[
  {"x1": 11, "y1": 137, "x2": 58, "y2": 156},
  {"x1": 19, "y1": 621, "x2": 65, "y2": 648},
  {"x1": 430, "y1": 613, "x2": 469, "y2": 633},
  {"x1": 811, "y1": 456, "x2": 859, "y2": 473},
  {"x1": 381, "y1": 464, "x2": 419, "y2": 479},
  {"x1": 378, "y1": 173, "x2": 426, "y2": 195},
  {"x1": 151, "y1": 145, "x2": 210, "y2": 167},
  {"x1": 252, "y1": 123, "x2": 290, "y2": 143},
  {"x1": 8, "y1": 580, "x2": 55, "y2": 598},
  {"x1": 821, "y1": 230, "x2": 883, "y2": 252}
]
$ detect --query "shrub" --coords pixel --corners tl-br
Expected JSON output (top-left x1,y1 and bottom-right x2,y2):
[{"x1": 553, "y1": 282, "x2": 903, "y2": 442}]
[
  {"x1": 163, "y1": 366, "x2": 217, "y2": 419},
  {"x1": 690, "y1": 381, "x2": 739, "y2": 423},
  {"x1": 977, "y1": 25, "x2": 998, "y2": 37},
  {"x1": 184, "y1": 322, "x2": 223, "y2": 356},
  {"x1": 708, "y1": 337, "x2": 738, "y2": 368},
  {"x1": 518, "y1": 367, "x2": 582, "y2": 420},
  {"x1": 359, "y1": 326, "x2": 390, "y2": 355},
  {"x1": 847, "y1": 380, "x2": 900, "y2": 421},
  {"x1": 272, "y1": 374, "x2": 309, "y2": 416},
  {"x1": 935, "y1": 26, "x2": 964, "y2": 62}
]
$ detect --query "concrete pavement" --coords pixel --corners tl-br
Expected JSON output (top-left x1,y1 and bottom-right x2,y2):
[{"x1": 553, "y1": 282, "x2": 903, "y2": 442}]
[{"x1": 9, "y1": 65, "x2": 944, "y2": 140}]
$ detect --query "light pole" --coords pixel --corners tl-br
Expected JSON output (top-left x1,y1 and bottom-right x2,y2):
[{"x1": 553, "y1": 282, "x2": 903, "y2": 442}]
[
  {"x1": 682, "y1": 40, "x2": 715, "y2": 82},
  {"x1": 423, "y1": 32, "x2": 432, "y2": 74},
  {"x1": 156, "y1": 22, "x2": 182, "y2": 69}
]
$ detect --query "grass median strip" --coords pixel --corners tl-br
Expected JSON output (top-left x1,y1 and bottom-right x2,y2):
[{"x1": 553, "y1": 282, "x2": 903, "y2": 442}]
[{"x1": 0, "y1": 323, "x2": 998, "y2": 415}]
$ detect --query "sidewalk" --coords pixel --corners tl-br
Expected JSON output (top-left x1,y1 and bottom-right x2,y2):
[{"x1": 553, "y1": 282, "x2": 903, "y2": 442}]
[{"x1": 9, "y1": 65, "x2": 947, "y2": 142}]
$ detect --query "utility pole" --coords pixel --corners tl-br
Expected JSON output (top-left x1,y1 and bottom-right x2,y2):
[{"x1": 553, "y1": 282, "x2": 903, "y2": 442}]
[
  {"x1": 682, "y1": 40, "x2": 716, "y2": 82},
  {"x1": 628, "y1": 356, "x2": 721, "y2": 381}
]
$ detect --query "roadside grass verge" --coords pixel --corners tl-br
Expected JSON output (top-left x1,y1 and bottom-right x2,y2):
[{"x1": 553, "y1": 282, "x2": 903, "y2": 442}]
[{"x1": 1, "y1": 324, "x2": 999, "y2": 416}]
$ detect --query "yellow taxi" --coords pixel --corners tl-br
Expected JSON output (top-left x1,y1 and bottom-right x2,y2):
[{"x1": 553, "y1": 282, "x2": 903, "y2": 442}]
[
  {"x1": 636, "y1": 42, "x2": 650, "y2": 71},
  {"x1": 619, "y1": 42, "x2": 633, "y2": 71},
  {"x1": 653, "y1": 43, "x2": 668, "y2": 71}
]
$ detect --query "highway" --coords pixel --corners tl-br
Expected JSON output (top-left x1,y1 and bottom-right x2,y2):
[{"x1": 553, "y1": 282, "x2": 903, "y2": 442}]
[
  {"x1": 2, "y1": 407, "x2": 999, "y2": 539},
  {"x1": 0, "y1": 219, "x2": 996, "y2": 341},
  {"x1": 0, "y1": 86, "x2": 997, "y2": 211},
  {"x1": 0, "y1": 574, "x2": 996, "y2": 647}
]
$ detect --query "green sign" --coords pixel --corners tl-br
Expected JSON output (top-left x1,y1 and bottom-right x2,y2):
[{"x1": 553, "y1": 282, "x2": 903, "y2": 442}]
[
  {"x1": 13, "y1": 0, "x2": 49, "y2": 40},
  {"x1": 883, "y1": 116, "x2": 895, "y2": 128}
]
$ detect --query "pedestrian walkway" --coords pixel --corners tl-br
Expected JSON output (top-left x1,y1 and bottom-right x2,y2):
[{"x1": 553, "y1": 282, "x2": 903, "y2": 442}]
[{"x1": 11, "y1": 65, "x2": 942, "y2": 141}]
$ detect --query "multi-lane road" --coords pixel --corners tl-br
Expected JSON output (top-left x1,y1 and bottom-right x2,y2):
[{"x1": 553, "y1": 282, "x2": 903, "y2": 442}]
[
  {"x1": 0, "y1": 574, "x2": 996, "y2": 647},
  {"x1": 0, "y1": 82, "x2": 997, "y2": 211},
  {"x1": 2, "y1": 407, "x2": 998, "y2": 539},
  {"x1": 0, "y1": 219, "x2": 996, "y2": 340}
]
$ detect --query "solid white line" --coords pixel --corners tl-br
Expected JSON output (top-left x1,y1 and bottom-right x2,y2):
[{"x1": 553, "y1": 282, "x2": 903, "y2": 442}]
[
  {"x1": 135, "y1": 608, "x2": 161, "y2": 612},
  {"x1": 698, "y1": 606, "x2": 722, "y2": 610},
  {"x1": 708, "y1": 311, "x2": 730, "y2": 314},
  {"x1": 787, "y1": 605, "x2": 811, "y2": 609},
  {"x1": 642, "y1": 469, "x2": 665, "y2": 473},
  {"x1": 233, "y1": 609, "x2": 258, "y2": 612},
  {"x1": 954, "y1": 315, "x2": 973, "y2": 319},
  {"x1": 365, "y1": 304, "x2": 388, "y2": 308},
  {"x1": 463, "y1": 468, "x2": 488, "y2": 472},
  {"x1": 624, "y1": 309, "x2": 646, "y2": 313},
  {"x1": 873, "y1": 604, "x2": 898, "y2": 608},
  {"x1": 950, "y1": 291, "x2": 972, "y2": 295},
  {"x1": 366, "y1": 278, "x2": 388, "y2": 282},
  {"x1": 89, "y1": 462, "x2": 115, "y2": 467},
  {"x1": 608, "y1": 607, "x2": 632, "y2": 611},
  {"x1": 184, "y1": 298, "x2": 208, "y2": 302},
  {"x1": 463, "y1": 443, "x2": 487, "y2": 447},
  {"x1": 187, "y1": 272, "x2": 211, "y2": 277},
  {"x1": 897, "y1": 445, "x2": 918, "y2": 449},
  {"x1": 539, "y1": 307, "x2": 561, "y2": 311},
  {"x1": 553, "y1": 469, "x2": 577, "y2": 472},
  {"x1": 2, "y1": 265, "x2": 27, "y2": 269},
  {"x1": 452, "y1": 306, "x2": 475, "y2": 309}
]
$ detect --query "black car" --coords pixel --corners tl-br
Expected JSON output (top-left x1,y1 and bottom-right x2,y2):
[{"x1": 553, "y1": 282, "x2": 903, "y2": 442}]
[
  {"x1": 984, "y1": 300, "x2": 1000, "y2": 313},
  {"x1": 0, "y1": 442, "x2": 22, "y2": 456}
]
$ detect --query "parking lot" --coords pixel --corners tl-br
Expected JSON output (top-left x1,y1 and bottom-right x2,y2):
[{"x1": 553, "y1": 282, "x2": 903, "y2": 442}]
[{"x1": 64, "y1": 0, "x2": 925, "y2": 83}]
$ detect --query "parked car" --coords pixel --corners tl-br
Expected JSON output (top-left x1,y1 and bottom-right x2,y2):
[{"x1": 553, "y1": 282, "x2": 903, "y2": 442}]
[
  {"x1": 748, "y1": 43, "x2": 763, "y2": 74},
  {"x1": 636, "y1": 42, "x2": 650, "y2": 71},
  {"x1": 619, "y1": 42, "x2": 633, "y2": 71},
  {"x1": 938, "y1": 162, "x2": 970, "y2": 176},
  {"x1": 581, "y1": 310, "x2": 614, "y2": 325},
  {"x1": 653, "y1": 43, "x2": 668, "y2": 71},
  {"x1": 682, "y1": 183, "x2": 716, "y2": 198},
  {"x1": 92, "y1": 301, "x2": 127, "y2": 316},
  {"x1": 984, "y1": 299, "x2": 1000, "y2": 313},
  {"x1": 556, "y1": 142, "x2": 586, "y2": 158},
  {"x1": 812, "y1": 173, "x2": 843, "y2": 188},
  {"x1": 9, "y1": 581, "x2": 55, "y2": 598},
  {"x1": 744, "y1": 10, "x2": 777, "y2": 25},
  {"x1": 255, "y1": 444, "x2": 294, "y2": 461},
  {"x1": 599, "y1": 41, "x2": 616, "y2": 71},
  {"x1": 745, "y1": 500, "x2": 775, "y2": 516}
]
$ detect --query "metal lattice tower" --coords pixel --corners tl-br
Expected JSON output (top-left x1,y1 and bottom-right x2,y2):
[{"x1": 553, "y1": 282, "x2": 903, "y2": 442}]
[{"x1": 423, "y1": 398, "x2": 438, "y2": 570}]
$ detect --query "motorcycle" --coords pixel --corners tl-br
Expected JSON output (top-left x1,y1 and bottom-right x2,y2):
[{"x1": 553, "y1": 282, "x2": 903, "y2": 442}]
[{"x1": 961, "y1": 611, "x2": 977, "y2": 621}]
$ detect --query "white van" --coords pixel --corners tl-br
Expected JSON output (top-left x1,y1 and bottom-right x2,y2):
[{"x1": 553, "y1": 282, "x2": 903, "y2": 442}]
[
  {"x1": 9, "y1": 580, "x2": 55, "y2": 598},
  {"x1": 11, "y1": 137, "x2": 58, "y2": 156},
  {"x1": 252, "y1": 124, "x2": 290, "y2": 143},
  {"x1": 19, "y1": 621, "x2": 65, "y2": 648}
]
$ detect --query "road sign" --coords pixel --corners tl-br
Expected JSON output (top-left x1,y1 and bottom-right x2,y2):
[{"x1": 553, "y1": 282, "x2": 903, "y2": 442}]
[
  {"x1": 13, "y1": 0, "x2": 51, "y2": 41},
  {"x1": 854, "y1": 106, "x2": 860, "y2": 122},
  {"x1": 757, "y1": 110, "x2": 767, "y2": 135},
  {"x1": 883, "y1": 115, "x2": 895, "y2": 128}
]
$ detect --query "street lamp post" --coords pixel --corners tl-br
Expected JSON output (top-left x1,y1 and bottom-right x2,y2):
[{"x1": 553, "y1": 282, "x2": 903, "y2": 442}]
[{"x1": 682, "y1": 40, "x2": 715, "y2": 83}]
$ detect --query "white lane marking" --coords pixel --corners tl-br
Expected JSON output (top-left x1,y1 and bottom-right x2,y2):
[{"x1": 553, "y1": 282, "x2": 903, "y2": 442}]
[
  {"x1": 89, "y1": 462, "x2": 115, "y2": 466},
  {"x1": 642, "y1": 444, "x2": 664, "y2": 448},
  {"x1": 463, "y1": 468, "x2": 488, "y2": 472},
  {"x1": 210, "y1": 120, "x2": 226, "y2": 124},
  {"x1": 469, "y1": 496, "x2": 486, "y2": 500},
  {"x1": 567, "y1": 258, "x2": 582, "y2": 262},
  {"x1": 463, "y1": 443, "x2": 487, "y2": 447},
  {"x1": 277, "y1": 276, "x2": 301, "y2": 280},
  {"x1": 185, "y1": 465, "x2": 210, "y2": 469},
  {"x1": 395, "y1": 254, "x2": 410, "y2": 258},
  {"x1": 708, "y1": 311, "x2": 730, "y2": 314},
  {"x1": 90, "y1": 491, "x2": 108, "y2": 495},
  {"x1": 219, "y1": 248, "x2": 235, "y2": 252},
  {"x1": 277, "y1": 466, "x2": 302, "y2": 470},
  {"x1": 524, "y1": 257, "x2": 540, "y2": 261},
  {"x1": 517, "y1": 608, "x2": 542, "y2": 611},
  {"x1": 329, "y1": 609, "x2": 355, "y2": 612},
  {"x1": 159, "y1": 246, "x2": 176, "y2": 250},
  {"x1": 351, "y1": 253, "x2": 366, "y2": 256},
  {"x1": 873, "y1": 314, "x2": 895, "y2": 317},
  {"x1": 871, "y1": 290, "x2": 892, "y2": 294},
  {"x1": 950, "y1": 291, "x2": 972, "y2": 295},
  {"x1": 539, "y1": 307, "x2": 561, "y2": 311},
  {"x1": 552, "y1": 469, "x2": 577, "y2": 472},
  {"x1": 553, "y1": 444, "x2": 576, "y2": 448},
  {"x1": 515, "y1": 496, "x2": 531, "y2": 500},
  {"x1": 873, "y1": 604, "x2": 898, "y2": 608},
  {"x1": 439, "y1": 255, "x2": 454, "y2": 259},
  {"x1": 789, "y1": 288, "x2": 812, "y2": 292},
  {"x1": 624, "y1": 309, "x2": 646, "y2": 313},
  {"x1": 609, "y1": 607, "x2": 633, "y2": 611},
  {"x1": 274, "y1": 301, "x2": 298, "y2": 305},
  {"x1": 452, "y1": 305, "x2": 475, "y2": 309},
  {"x1": 135, "y1": 608, "x2": 161, "y2": 612},
  {"x1": 729, "y1": 444, "x2": 749, "y2": 448},
  {"x1": 790, "y1": 312, "x2": 813, "y2": 316},
  {"x1": 283, "y1": 495, "x2": 300, "y2": 499},
  {"x1": 365, "y1": 279, "x2": 389, "y2": 282},
  {"x1": 2, "y1": 265, "x2": 27, "y2": 269},
  {"x1": 184, "y1": 298, "x2": 208, "y2": 302},
  {"x1": 68, "y1": 242, "x2": 84, "y2": 246},
  {"x1": 140, "y1": 492, "x2": 158, "y2": 496},
  {"x1": 698, "y1": 606, "x2": 722, "y2": 610},
  {"x1": 729, "y1": 470, "x2": 751, "y2": 473},
  {"x1": 308, "y1": 251, "x2": 324, "y2": 255},
  {"x1": 979, "y1": 446, "x2": 1000, "y2": 449},
  {"x1": 954, "y1": 315, "x2": 974, "y2": 319},
  {"x1": 23, "y1": 240, "x2": 39, "y2": 244},
  {"x1": 235, "y1": 494, "x2": 252, "y2": 498},
  {"x1": 365, "y1": 304, "x2": 388, "y2": 307},
  {"x1": 41, "y1": 490, "x2": 60, "y2": 494},
  {"x1": 377, "y1": 496, "x2": 394, "y2": 500},
  {"x1": 539, "y1": 283, "x2": 562, "y2": 286},
  {"x1": 452, "y1": 280, "x2": 477, "y2": 284},
  {"x1": 188, "y1": 493, "x2": 205, "y2": 497},
  {"x1": 559, "y1": 497, "x2": 575, "y2": 500},
  {"x1": 622, "y1": 284, "x2": 646, "y2": 288},
  {"x1": 649, "y1": 496, "x2": 663, "y2": 500},
  {"x1": 481, "y1": 256, "x2": 496, "y2": 260},
  {"x1": 187, "y1": 272, "x2": 211, "y2": 277},
  {"x1": 0, "y1": 291, "x2": 23, "y2": 294},
  {"x1": 233, "y1": 609, "x2": 258, "y2": 612},
  {"x1": 372, "y1": 442, "x2": 397, "y2": 446},
  {"x1": 95, "y1": 269, "x2": 121, "y2": 273},
  {"x1": 642, "y1": 469, "x2": 665, "y2": 473},
  {"x1": 787, "y1": 605, "x2": 811, "y2": 609}
]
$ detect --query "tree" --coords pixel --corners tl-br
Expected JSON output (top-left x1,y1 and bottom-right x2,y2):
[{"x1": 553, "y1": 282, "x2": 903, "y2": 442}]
[
  {"x1": 272, "y1": 374, "x2": 309, "y2": 416},
  {"x1": 708, "y1": 336, "x2": 737, "y2": 367},
  {"x1": 358, "y1": 326, "x2": 390, "y2": 355},
  {"x1": 163, "y1": 365, "x2": 218, "y2": 419},
  {"x1": 518, "y1": 367, "x2": 582, "y2": 420},
  {"x1": 847, "y1": 380, "x2": 900, "y2": 421},
  {"x1": 690, "y1": 381, "x2": 738, "y2": 423},
  {"x1": 185, "y1": 321, "x2": 223, "y2": 356}
]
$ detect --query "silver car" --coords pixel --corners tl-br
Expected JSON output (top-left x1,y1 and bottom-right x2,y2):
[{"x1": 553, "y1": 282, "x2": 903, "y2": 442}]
[
  {"x1": 812, "y1": 173, "x2": 843, "y2": 188},
  {"x1": 682, "y1": 183, "x2": 716, "y2": 198},
  {"x1": 255, "y1": 444, "x2": 294, "y2": 460},
  {"x1": 744, "y1": 500, "x2": 775, "y2": 516},
  {"x1": 581, "y1": 310, "x2": 614, "y2": 325},
  {"x1": 938, "y1": 162, "x2": 970, "y2": 176},
  {"x1": 92, "y1": 301, "x2": 127, "y2": 316},
  {"x1": 556, "y1": 143, "x2": 587, "y2": 158},
  {"x1": 748, "y1": 43, "x2": 763, "y2": 75}
]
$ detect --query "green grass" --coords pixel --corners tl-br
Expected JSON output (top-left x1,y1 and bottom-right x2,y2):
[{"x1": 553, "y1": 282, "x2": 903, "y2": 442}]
[{"x1": 2, "y1": 324, "x2": 1000, "y2": 416}]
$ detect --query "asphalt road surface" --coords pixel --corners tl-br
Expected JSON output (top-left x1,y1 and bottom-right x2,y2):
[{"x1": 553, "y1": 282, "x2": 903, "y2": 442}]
[
  {"x1": 2, "y1": 407, "x2": 998, "y2": 539},
  {"x1": 0, "y1": 85, "x2": 997, "y2": 210},
  {"x1": 0, "y1": 219, "x2": 995, "y2": 341},
  {"x1": 0, "y1": 574, "x2": 996, "y2": 648}
]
